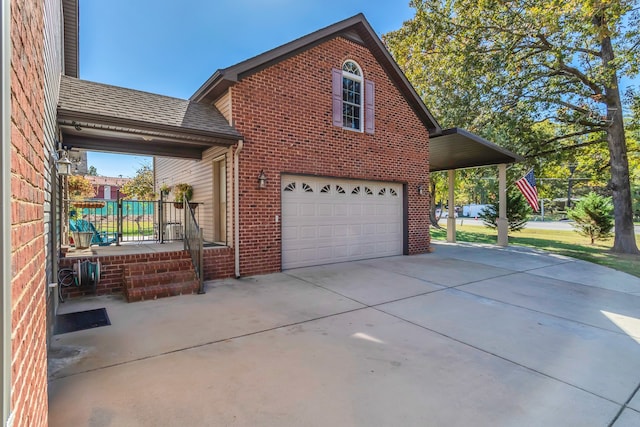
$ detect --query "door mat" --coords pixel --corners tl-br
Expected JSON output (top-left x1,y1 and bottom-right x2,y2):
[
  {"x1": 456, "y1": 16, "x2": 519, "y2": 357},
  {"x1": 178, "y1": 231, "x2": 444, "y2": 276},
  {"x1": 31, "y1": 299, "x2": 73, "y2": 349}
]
[{"x1": 54, "y1": 308, "x2": 111, "y2": 335}]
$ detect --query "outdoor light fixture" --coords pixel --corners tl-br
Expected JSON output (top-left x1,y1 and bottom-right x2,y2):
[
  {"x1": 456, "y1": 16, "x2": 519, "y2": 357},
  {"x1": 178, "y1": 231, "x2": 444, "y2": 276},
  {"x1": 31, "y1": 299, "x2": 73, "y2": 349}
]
[
  {"x1": 56, "y1": 149, "x2": 72, "y2": 176},
  {"x1": 257, "y1": 170, "x2": 268, "y2": 189},
  {"x1": 417, "y1": 184, "x2": 424, "y2": 195}
]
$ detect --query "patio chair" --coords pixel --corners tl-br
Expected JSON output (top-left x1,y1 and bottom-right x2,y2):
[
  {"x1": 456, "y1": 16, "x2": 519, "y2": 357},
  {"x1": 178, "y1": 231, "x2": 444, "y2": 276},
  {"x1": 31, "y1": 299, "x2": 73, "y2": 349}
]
[{"x1": 74, "y1": 219, "x2": 117, "y2": 246}]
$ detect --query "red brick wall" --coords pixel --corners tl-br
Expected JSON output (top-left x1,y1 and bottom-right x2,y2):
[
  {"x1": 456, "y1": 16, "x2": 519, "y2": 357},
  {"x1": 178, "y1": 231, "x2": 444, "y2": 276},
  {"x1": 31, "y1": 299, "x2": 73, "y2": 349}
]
[
  {"x1": 10, "y1": 0, "x2": 49, "y2": 425},
  {"x1": 231, "y1": 37, "x2": 431, "y2": 277},
  {"x1": 203, "y1": 247, "x2": 235, "y2": 280},
  {"x1": 59, "y1": 247, "x2": 235, "y2": 298}
]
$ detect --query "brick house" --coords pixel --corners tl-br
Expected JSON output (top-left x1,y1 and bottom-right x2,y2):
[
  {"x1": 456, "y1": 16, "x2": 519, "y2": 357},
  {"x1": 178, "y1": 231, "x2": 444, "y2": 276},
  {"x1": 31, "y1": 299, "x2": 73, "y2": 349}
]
[
  {"x1": 2, "y1": 2, "x2": 520, "y2": 425},
  {"x1": 57, "y1": 13, "x2": 519, "y2": 281},
  {"x1": 3, "y1": 0, "x2": 73, "y2": 424},
  {"x1": 85, "y1": 175, "x2": 130, "y2": 200},
  {"x1": 152, "y1": 14, "x2": 519, "y2": 277},
  {"x1": 154, "y1": 16, "x2": 437, "y2": 277}
]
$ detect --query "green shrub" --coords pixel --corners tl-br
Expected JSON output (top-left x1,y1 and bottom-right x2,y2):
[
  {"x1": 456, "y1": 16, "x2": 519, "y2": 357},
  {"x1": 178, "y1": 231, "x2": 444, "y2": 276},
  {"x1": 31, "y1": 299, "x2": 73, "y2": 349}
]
[
  {"x1": 567, "y1": 192, "x2": 613, "y2": 244},
  {"x1": 479, "y1": 190, "x2": 530, "y2": 232}
]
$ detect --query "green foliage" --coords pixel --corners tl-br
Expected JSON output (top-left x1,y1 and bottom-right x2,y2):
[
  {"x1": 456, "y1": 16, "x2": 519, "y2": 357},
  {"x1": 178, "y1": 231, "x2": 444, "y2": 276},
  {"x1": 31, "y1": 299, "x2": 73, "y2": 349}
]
[
  {"x1": 568, "y1": 192, "x2": 614, "y2": 244},
  {"x1": 385, "y1": 0, "x2": 639, "y2": 253},
  {"x1": 479, "y1": 190, "x2": 530, "y2": 232},
  {"x1": 88, "y1": 165, "x2": 98, "y2": 176},
  {"x1": 67, "y1": 175, "x2": 95, "y2": 199},
  {"x1": 159, "y1": 183, "x2": 171, "y2": 195},
  {"x1": 121, "y1": 164, "x2": 155, "y2": 201},
  {"x1": 173, "y1": 183, "x2": 193, "y2": 203}
]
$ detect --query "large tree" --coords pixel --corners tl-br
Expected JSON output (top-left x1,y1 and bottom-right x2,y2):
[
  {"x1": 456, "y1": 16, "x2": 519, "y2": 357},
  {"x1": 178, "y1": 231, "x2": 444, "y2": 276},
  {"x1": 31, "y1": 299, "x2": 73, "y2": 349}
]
[
  {"x1": 385, "y1": 0, "x2": 639, "y2": 254},
  {"x1": 121, "y1": 164, "x2": 155, "y2": 201}
]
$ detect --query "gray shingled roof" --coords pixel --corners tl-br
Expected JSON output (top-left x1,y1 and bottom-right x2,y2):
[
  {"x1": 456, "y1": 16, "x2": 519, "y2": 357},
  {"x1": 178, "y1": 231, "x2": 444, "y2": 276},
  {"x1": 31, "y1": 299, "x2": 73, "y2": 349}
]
[{"x1": 58, "y1": 75, "x2": 242, "y2": 141}]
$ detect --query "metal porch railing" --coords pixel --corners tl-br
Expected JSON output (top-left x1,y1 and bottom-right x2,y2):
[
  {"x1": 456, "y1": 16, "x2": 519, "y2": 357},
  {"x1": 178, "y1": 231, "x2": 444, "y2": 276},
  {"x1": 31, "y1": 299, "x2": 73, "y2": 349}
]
[
  {"x1": 65, "y1": 196, "x2": 201, "y2": 245},
  {"x1": 183, "y1": 199, "x2": 204, "y2": 294}
]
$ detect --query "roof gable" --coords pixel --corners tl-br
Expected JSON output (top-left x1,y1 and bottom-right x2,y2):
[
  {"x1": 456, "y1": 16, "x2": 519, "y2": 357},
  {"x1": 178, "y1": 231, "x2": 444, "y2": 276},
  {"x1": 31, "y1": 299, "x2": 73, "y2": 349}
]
[{"x1": 191, "y1": 13, "x2": 441, "y2": 135}]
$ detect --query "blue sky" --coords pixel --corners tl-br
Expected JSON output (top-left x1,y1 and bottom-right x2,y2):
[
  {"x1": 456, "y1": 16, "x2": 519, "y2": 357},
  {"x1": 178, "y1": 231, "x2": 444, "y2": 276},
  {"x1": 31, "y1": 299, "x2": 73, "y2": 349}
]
[
  {"x1": 82, "y1": 0, "x2": 415, "y2": 177},
  {"x1": 81, "y1": 0, "x2": 639, "y2": 178}
]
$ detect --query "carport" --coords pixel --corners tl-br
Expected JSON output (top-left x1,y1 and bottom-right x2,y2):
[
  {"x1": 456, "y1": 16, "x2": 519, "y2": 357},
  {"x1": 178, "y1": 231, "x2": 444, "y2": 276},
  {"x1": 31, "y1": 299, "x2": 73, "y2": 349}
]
[{"x1": 430, "y1": 127, "x2": 523, "y2": 246}]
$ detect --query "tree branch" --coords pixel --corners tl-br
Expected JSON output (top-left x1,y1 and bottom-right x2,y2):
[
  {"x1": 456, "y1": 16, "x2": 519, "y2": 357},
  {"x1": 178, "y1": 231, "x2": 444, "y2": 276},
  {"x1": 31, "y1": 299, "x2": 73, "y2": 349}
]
[
  {"x1": 537, "y1": 34, "x2": 603, "y2": 95},
  {"x1": 525, "y1": 138, "x2": 607, "y2": 158}
]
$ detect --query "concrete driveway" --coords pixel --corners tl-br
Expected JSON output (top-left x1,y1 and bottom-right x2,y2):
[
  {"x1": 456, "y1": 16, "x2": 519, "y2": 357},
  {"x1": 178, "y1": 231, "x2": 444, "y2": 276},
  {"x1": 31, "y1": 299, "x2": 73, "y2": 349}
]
[{"x1": 48, "y1": 242, "x2": 640, "y2": 426}]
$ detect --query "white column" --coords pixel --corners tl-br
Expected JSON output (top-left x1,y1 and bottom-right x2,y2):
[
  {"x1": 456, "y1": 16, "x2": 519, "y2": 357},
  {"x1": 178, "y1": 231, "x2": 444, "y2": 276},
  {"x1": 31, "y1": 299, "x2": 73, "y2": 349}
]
[
  {"x1": 497, "y1": 163, "x2": 508, "y2": 246},
  {"x1": 447, "y1": 169, "x2": 456, "y2": 242}
]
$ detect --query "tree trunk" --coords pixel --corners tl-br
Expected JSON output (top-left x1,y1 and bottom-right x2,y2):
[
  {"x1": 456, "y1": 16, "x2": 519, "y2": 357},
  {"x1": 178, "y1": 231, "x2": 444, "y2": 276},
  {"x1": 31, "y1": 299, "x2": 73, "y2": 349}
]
[
  {"x1": 429, "y1": 179, "x2": 443, "y2": 229},
  {"x1": 600, "y1": 30, "x2": 639, "y2": 254}
]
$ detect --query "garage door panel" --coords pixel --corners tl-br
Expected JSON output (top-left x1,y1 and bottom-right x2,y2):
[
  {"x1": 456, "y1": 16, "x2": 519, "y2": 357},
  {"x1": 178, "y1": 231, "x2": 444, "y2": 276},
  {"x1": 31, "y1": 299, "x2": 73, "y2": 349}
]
[
  {"x1": 282, "y1": 225, "x2": 298, "y2": 241},
  {"x1": 363, "y1": 224, "x2": 377, "y2": 235},
  {"x1": 282, "y1": 176, "x2": 403, "y2": 269},
  {"x1": 318, "y1": 225, "x2": 332, "y2": 238},
  {"x1": 300, "y1": 203, "x2": 315, "y2": 216},
  {"x1": 349, "y1": 205, "x2": 362, "y2": 216},
  {"x1": 330, "y1": 205, "x2": 345, "y2": 216},
  {"x1": 300, "y1": 226, "x2": 317, "y2": 239},
  {"x1": 317, "y1": 203, "x2": 333, "y2": 216},
  {"x1": 363, "y1": 204, "x2": 376, "y2": 216},
  {"x1": 349, "y1": 224, "x2": 362, "y2": 236},
  {"x1": 331, "y1": 245, "x2": 347, "y2": 258}
]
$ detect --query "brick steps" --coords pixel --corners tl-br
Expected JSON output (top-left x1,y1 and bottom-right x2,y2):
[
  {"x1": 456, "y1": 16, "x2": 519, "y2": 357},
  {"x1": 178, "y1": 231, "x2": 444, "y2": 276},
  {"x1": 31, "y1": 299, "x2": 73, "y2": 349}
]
[{"x1": 123, "y1": 256, "x2": 198, "y2": 302}]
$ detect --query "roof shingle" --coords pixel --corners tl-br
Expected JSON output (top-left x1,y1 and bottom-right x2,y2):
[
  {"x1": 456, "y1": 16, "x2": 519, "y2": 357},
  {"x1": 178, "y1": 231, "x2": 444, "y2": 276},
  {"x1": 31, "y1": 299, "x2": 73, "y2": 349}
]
[{"x1": 58, "y1": 75, "x2": 242, "y2": 141}]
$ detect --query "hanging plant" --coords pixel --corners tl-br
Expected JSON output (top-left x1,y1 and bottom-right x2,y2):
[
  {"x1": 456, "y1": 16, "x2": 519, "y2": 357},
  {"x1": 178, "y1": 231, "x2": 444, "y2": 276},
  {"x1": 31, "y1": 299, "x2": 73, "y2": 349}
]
[
  {"x1": 173, "y1": 183, "x2": 193, "y2": 209},
  {"x1": 159, "y1": 183, "x2": 171, "y2": 196}
]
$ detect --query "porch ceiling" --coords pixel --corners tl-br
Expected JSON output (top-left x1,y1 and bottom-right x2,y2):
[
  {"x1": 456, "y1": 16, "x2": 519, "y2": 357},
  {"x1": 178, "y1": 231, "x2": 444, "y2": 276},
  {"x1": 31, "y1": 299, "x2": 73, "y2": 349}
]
[
  {"x1": 58, "y1": 76, "x2": 242, "y2": 159},
  {"x1": 429, "y1": 128, "x2": 523, "y2": 172}
]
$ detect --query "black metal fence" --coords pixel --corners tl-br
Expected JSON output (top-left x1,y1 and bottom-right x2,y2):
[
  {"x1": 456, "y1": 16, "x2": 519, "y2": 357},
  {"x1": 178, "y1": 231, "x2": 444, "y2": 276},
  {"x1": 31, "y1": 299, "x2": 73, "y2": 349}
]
[
  {"x1": 183, "y1": 200, "x2": 204, "y2": 293},
  {"x1": 67, "y1": 197, "x2": 201, "y2": 245}
]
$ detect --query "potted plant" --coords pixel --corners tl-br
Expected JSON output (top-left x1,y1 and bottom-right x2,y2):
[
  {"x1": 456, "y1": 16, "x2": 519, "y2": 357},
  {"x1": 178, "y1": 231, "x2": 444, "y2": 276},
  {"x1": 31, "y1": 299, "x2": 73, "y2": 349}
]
[
  {"x1": 160, "y1": 182, "x2": 171, "y2": 199},
  {"x1": 173, "y1": 183, "x2": 193, "y2": 209},
  {"x1": 159, "y1": 183, "x2": 171, "y2": 197}
]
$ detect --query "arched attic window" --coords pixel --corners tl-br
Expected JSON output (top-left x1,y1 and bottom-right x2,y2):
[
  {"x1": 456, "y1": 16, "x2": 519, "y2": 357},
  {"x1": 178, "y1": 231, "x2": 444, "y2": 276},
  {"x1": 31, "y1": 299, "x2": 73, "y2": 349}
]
[{"x1": 332, "y1": 60, "x2": 375, "y2": 134}]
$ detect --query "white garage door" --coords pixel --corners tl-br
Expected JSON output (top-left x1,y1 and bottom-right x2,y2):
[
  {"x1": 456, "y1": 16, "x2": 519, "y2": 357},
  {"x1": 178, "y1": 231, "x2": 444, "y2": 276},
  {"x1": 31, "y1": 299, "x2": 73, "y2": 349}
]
[{"x1": 282, "y1": 175, "x2": 403, "y2": 269}]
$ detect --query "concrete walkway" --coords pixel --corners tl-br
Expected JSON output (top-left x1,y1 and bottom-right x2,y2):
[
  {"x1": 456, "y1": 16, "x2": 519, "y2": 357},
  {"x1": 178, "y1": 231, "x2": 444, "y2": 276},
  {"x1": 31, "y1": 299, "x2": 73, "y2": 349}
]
[{"x1": 48, "y1": 242, "x2": 640, "y2": 426}]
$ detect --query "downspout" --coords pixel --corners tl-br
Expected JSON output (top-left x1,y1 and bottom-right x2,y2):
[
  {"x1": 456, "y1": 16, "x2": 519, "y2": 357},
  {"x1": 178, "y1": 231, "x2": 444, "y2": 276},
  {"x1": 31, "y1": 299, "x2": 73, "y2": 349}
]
[
  {"x1": 234, "y1": 140, "x2": 243, "y2": 278},
  {"x1": 1, "y1": 0, "x2": 12, "y2": 422}
]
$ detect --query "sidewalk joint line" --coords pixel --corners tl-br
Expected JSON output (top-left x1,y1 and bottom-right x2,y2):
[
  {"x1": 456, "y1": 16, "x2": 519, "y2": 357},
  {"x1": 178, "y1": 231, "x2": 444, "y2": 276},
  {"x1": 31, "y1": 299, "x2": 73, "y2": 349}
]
[
  {"x1": 607, "y1": 380, "x2": 640, "y2": 427},
  {"x1": 374, "y1": 306, "x2": 622, "y2": 406}
]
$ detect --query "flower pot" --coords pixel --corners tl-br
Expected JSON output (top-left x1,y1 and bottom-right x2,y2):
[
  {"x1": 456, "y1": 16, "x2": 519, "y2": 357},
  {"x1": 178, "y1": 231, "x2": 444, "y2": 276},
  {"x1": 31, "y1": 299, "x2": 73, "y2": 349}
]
[
  {"x1": 72, "y1": 231, "x2": 93, "y2": 249},
  {"x1": 72, "y1": 201, "x2": 105, "y2": 209}
]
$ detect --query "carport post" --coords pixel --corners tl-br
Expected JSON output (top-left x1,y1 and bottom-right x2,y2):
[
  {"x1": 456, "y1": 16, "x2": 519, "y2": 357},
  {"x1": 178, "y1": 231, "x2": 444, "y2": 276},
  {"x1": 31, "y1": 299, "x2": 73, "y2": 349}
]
[
  {"x1": 447, "y1": 169, "x2": 456, "y2": 242},
  {"x1": 497, "y1": 163, "x2": 508, "y2": 246}
]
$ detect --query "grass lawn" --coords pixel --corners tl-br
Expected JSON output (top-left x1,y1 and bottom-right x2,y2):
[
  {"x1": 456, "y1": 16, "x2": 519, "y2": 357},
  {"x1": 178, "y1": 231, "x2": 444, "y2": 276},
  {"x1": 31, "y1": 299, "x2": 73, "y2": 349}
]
[{"x1": 430, "y1": 225, "x2": 640, "y2": 278}]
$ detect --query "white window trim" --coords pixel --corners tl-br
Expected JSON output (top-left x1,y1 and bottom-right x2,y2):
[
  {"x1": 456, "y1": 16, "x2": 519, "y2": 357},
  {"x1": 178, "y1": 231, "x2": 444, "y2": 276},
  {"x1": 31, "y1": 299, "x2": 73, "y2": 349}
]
[{"x1": 342, "y1": 60, "x2": 364, "y2": 132}]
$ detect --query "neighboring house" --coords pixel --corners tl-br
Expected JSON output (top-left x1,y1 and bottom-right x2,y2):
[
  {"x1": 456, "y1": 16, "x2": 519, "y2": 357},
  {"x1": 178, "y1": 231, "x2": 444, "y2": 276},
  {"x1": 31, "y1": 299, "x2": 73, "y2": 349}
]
[
  {"x1": 2, "y1": 2, "x2": 520, "y2": 425},
  {"x1": 85, "y1": 175, "x2": 131, "y2": 200}
]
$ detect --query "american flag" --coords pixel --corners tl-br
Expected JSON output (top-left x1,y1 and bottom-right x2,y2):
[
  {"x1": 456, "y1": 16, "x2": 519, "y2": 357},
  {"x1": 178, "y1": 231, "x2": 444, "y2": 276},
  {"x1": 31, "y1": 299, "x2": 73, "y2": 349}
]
[{"x1": 515, "y1": 169, "x2": 539, "y2": 212}]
